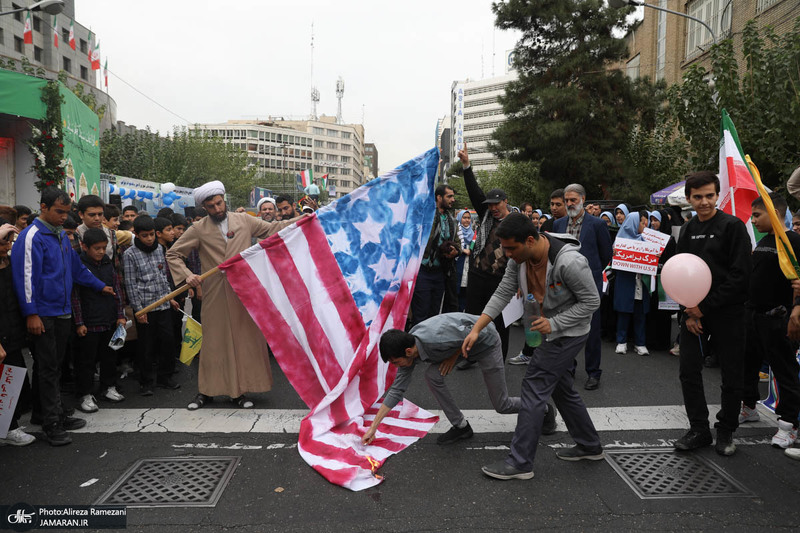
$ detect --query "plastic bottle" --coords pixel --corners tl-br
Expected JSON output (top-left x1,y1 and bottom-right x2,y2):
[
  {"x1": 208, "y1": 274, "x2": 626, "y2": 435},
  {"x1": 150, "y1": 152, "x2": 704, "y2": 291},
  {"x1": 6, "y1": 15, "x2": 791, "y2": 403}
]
[{"x1": 524, "y1": 293, "x2": 542, "y2": 348}]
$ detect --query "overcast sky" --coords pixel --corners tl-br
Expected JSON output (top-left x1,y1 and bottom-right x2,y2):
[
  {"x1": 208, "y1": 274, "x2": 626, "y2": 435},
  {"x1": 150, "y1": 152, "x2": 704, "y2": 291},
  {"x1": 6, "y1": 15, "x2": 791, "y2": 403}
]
[{"x1": 78, "y1": 0, "x2": 521, "y2": 173}]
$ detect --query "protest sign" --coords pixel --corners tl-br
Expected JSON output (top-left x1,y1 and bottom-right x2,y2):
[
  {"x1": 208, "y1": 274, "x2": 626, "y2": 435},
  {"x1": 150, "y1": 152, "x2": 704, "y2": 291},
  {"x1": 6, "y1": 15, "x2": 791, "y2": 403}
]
[{"x1": 612, "y1": 238, "x2": 662, "y2": 276}]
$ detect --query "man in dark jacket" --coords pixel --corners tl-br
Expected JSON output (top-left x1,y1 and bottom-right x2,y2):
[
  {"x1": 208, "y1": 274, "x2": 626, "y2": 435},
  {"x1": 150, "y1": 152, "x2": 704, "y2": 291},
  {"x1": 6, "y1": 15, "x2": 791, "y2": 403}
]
[
  {"x1": 11, "y1": 188, "x2": 114, "y2": 446},
  {"x1": 552, "y1": 183, "x2": 612, "y2": 390}
]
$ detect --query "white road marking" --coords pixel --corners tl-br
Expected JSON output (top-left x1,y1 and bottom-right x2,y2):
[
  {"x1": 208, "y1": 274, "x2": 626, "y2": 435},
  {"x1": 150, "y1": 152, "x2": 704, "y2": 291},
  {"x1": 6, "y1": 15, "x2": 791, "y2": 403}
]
[
  {"x1": 56, "y1": 404, "x2": 778, "y2": 435},
  {"x1": 80, "y1": 479, "x2": 99, "y2": 487}
]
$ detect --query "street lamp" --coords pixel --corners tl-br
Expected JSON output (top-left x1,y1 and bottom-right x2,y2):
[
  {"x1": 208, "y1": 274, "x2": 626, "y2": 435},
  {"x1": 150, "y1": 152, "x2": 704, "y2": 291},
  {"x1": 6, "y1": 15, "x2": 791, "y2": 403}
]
[
  {"x1": 281, "y1": 141, "x2": 289, "y2": 195},
  {"x1": 609, "y1": 0, "x2": 716, "y2": 44},
  {"x1": 0, "y1": 1, "x2": 65, "y2": 17}
]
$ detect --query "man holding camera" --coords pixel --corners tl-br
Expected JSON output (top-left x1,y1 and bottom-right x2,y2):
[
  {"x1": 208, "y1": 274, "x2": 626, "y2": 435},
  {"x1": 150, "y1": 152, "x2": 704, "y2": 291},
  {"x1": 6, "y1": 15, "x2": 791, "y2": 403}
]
[{"x1": 409, "y1": 184, "x2": 458, "y2": 327}]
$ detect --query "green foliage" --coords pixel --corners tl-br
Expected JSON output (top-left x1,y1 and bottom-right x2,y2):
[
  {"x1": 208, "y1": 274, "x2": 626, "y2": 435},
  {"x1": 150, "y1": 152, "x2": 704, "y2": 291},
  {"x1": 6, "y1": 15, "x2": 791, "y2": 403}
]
[
  {"x1": 479, "y1": 159, "x2": 547, "y2": 208},
  {"x1": 27, "y1": 80, "x2": 66, "y2": 191},
  {"x1": 100, "y1": 128, "x2": 258, "y2": 208},
  {"x1": 663, "y1": 18, "x2": 800, "y2": 193},
  {"x1": 491, "y1": 0, "x2": 656, "y2": 198}
]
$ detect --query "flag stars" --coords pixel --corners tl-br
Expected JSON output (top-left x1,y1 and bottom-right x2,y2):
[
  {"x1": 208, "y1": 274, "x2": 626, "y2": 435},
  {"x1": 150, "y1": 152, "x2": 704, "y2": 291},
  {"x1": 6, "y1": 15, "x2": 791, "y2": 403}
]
[
  {"x1": 387, "y1": 195, "x2": 408, "y2": 224},
  {"x1": 369, "y1": 254, "x2": 397, "y2": 282},
  {"x1": 353, "y1": 213, "x2": 384, "y2": 247}
]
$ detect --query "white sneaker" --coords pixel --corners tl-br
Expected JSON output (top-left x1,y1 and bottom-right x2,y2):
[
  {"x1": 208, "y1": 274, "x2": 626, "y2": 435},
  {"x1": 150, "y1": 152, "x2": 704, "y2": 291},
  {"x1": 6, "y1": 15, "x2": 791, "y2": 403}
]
[
  {"x1": 635, "y1": 345, "x2": 649, "y2": 356},
  {"x1": 0, "y1": 428, "x2": 36, "y2": 446},
  {"x1": 669, "y1": 343, "x2": 680, "y2": 356},
  {"x1": 786, "y1": 448, "x2": 800, "y2": 461},
  {"x1": 508, "y1": 353, "x2": 531, "y2": 365},
  {"x1": 738, "y1": 404, "x2": 760, "y2": 424},
  {"x1": 615, "y1": 343, "x2": 627, "y2": 354},
  {"x1": 78, "y1": 394, "x2": 99, "y2": 413},
  {"x1": 772, "y1": 420, "x2": 798, "y2": 449},
  {"x1": 102, "y1": 386, "x2": 125, "y2": 403}
]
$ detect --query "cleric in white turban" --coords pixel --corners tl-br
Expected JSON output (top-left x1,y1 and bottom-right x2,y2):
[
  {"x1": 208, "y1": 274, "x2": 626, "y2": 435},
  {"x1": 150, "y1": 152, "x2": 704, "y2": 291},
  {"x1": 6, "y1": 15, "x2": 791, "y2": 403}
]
[{"x1": 193, "y1": 180, "x2": 226, "y2": 205}]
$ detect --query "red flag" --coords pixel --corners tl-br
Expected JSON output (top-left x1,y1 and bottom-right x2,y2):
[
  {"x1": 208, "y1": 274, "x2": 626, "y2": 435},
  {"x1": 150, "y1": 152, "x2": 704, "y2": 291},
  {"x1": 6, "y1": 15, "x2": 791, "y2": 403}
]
[
  {"x1": 90, "y1": 41, "x2": 101, "y2": 70},
  {"x1": 23, "y1": 12, "x2": 32, "y2": 44},
  {"x1": 719, "y1": 109, "x2": 759, "y2": 247}
]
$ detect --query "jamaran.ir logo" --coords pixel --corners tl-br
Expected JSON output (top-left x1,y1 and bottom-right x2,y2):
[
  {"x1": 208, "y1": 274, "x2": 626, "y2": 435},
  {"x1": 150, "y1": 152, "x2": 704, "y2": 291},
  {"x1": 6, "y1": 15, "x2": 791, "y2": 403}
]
[{"x1": 5, "y1": 503, "x2": 37, "y2": 532}]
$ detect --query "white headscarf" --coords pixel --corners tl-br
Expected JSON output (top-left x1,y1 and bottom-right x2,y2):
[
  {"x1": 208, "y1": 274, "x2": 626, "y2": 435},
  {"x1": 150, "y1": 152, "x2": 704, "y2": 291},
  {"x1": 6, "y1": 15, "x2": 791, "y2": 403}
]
[{"x1": 193, "y1": 180, "x2": 225, "y2": 205}]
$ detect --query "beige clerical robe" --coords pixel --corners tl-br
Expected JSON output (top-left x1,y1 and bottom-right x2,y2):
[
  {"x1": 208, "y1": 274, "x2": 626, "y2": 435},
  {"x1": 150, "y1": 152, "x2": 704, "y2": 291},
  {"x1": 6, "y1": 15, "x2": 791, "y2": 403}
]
[{"x1": 166, "y1": 212, "x2": 295, "y2": 397}]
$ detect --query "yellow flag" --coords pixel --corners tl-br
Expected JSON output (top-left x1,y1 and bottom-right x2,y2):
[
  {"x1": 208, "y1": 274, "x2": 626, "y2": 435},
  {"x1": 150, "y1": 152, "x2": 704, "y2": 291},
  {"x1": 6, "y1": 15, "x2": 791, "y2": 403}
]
[
  {"x1": 746, "y1": 155, "x2": 800, "y2": 280},
  {"x1": 179, "y1": 317, "x2": 202, "y2": 365}
]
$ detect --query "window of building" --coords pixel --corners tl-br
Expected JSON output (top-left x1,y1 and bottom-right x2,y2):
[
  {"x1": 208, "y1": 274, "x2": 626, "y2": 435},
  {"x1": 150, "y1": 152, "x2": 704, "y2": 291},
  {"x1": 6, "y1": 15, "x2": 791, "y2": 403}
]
[
  {"x1": 655, "y1": 0, "x2": 667, "y2": 80},
  {"x1": 757, "y1": 0, "x2": 781, "y2": 11},
  {"x1": 62, "y1": 28, "x2": 69, "y2": 44},
  {"x1": 326, "y1": 141, "x2": 338, "y2": 150},
  {"x1": 80, "y1": 39, "x2": 87, "y2": 54},
  {"x1": 14, "y1": 36, "x2": 23, "y2": 53},
  {"x1": 314, "y1": 140, "x2": 324, "y2": 148},
  {"x1": 80, "y1": 65, "x2": 88, "y2": 81},
  {"x1": 313, "y1": 127, "x2": 324, "y2": 135},
  {"x1": 0, "y1": 27, "x2": 4, "y2": 46},
  {"x1": 686, "y1": 0, "x2": 731, "y2": 58},
  {"x1": 326, "y1": 129, "x2": 338, "y2": 137},
  {"x1": 33, "y1": 46, "x2": 42, "y2": 62},
  {"x1": 33, "y1": 16, "x2": 41, "y2": 33},
  {"x1": 341, "y1": 132, "x2": 351, "y2": 139},
  {"x1": 626, "y1": 54, "x2": 640, "y2": 80},
  {"x1": 12, "y1": 4, "x2": 21, "y2": 22}
]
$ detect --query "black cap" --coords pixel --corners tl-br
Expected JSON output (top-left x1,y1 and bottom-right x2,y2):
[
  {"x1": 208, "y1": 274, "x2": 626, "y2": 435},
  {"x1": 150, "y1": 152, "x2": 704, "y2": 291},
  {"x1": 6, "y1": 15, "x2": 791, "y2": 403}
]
[{"x1": 482, "y1": 189, "x2": 508, "y2": 204}]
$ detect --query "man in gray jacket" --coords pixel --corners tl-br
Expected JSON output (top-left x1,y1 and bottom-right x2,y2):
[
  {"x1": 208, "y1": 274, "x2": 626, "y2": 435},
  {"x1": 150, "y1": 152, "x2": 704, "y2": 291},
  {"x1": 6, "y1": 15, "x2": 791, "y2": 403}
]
[
  {"x1": 462, "y1": 213, "x2": 603, "y2": 480},
  {"x1": 362, "y1": 313, "x2": 527, "y2": 446}
]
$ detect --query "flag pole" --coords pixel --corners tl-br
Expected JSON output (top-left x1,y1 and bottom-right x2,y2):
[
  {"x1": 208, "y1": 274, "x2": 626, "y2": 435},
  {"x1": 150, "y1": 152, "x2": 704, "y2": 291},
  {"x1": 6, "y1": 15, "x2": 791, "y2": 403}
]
[{"x1": 134, "y1": 267, "x2": 219, "y2": 317}]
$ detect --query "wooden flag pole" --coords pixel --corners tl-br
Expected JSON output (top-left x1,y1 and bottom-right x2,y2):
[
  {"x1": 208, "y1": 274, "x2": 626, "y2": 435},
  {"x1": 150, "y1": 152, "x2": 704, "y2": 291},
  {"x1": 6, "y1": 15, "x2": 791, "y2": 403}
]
[{"x1": 134, "y1": 267, "x2": 220, "y2": 317}]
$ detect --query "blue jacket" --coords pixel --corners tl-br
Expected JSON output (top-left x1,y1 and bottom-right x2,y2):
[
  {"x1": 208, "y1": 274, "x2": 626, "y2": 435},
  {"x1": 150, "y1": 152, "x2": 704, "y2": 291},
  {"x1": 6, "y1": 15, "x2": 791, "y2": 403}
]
[
  {"x1": 553, "y1": 213, "x2": 612, "y2": 286},
  {"x1": 11, "y1": 218, "x2": 106, "y2": 317}
]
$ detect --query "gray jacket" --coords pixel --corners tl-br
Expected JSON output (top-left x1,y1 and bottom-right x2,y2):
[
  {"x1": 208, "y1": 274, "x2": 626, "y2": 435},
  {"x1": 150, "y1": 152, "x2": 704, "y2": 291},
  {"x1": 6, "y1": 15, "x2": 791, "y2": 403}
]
[{"x1": 482, "y1": 233, "x2": 600, "y2": 341}]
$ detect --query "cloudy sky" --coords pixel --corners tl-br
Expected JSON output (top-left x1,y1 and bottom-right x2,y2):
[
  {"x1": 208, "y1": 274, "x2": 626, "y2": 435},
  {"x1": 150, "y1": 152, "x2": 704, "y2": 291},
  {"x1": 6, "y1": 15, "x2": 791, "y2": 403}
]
[{"x1": 77, "y1": 0, "x2": 521, "y2": 173}]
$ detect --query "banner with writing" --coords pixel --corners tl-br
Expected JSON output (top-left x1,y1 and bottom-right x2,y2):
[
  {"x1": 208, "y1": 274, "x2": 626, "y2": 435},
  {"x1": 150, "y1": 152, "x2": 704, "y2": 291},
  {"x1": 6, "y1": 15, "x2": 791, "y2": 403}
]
[
  {"x1": 641, "y1": 228, "x2": 671, "y2": 253},
  {"x1": 0, "y1": 364, "x2": 26, "y2": 438},
  {"x1": 612, "y1": 238, "x2": 662, "y2": 276},
  {"x1": 59, "y1": 84, "x2": 100, "y2": 200}
]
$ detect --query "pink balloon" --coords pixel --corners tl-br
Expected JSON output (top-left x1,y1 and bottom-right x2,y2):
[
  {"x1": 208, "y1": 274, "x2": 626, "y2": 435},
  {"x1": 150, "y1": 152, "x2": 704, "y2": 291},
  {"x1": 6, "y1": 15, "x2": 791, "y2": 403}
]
[{"x1": 661, "y1": 253, "x2": 712, "y2": 308}]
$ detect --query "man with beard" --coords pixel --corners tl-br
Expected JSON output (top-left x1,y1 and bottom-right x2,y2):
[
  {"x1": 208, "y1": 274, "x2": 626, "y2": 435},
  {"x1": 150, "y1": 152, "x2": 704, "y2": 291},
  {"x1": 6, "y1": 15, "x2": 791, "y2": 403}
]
[
  {"x1": 540, "y1": 189, "x2": 567, "y2": 233},
  {"x1": 257, "y1": 197, "x2": 278, "y2": 222},
  {"x1": 166, "y1": 181, "x2": 300, "y2": 410},
  {"x1": 552, "y1": 183, "x2": 611, "y2": 390},
  {"x1": 275, "y1": 196, "x2": 296, "y2": 220},
  {"x1": 456, "y1": 145, "x2": 512, "y2": 367},
  {"x1": 410, "y1": 185, "x2": 458, "y2": 326}
]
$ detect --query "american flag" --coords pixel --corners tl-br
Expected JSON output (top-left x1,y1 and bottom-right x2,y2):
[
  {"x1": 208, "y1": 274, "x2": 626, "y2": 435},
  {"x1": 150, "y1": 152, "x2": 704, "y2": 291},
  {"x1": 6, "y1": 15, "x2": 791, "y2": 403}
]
[{"x1": 219, "y1": 148, "x2": 440, "y2": 491}]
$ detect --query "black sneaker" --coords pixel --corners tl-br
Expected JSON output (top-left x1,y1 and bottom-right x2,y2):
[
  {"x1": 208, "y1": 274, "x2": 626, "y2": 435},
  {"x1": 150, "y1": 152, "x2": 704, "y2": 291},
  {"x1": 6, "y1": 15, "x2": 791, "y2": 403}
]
[
  {"x1": 43, "y1": 422, "x2": 72, "y2": 446},
  {"x1": 715, "y1": 429, "x2": 736, "y2": 456},
  {"x1": 157, "y1": 379, "x2": 181, "y2": 390},
  {"x1": 542, "y1": 403, "x2": 557, "y2": 435},
  {"x1": 436, "y1": 422, "x2": 474, "y2": 444},
  {"x1": 140, "y1": 386, "x2": 154, "y2": 397},
  {"x1": 61, "y1": 416, "x2": 87, "y2": 431},
  {"x1": 584, "y1": 376, "x2": 600, "y2": 390},
  {"x1": 481, "y1": 460, "x2": 534, "y2": 480},
  {"x1": 674, "y1": 429, "x2": 713, "y2": 451},
  {"x1": 556, "y1": 444, "x2": 605, "y2": 461}
]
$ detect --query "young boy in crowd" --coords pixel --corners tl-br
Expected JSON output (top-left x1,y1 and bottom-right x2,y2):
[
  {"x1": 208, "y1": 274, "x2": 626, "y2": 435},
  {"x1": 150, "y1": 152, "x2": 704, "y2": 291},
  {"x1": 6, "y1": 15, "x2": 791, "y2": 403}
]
[
  {"x1": 792, "y1": 210, "x2": 800, "y2": 234},
  {"x1": 11, "y1": 188, "x2": 115, "y2": 446},
  {"x1": 739, "y1": 193, "x2": 800, "y2": 449},
  {"x1": 63, "y1": 214, "x2": 81, "y2": 252},
  {"x1": 154, "y1": 217, "x2": 175, "y2": 249},
  {"x1": 121, "y1": 205, "x2": 138, "y2": 223},
  {"x1": 123, "y1": 216, "x2": 179, "y2": 395},
  {"x1": 72, "y1": 228, "x2": 128, "y2": 412},
  {"x1": 76, "y1": 195, "x2": 117, "y2": 263},
  {"x1": 154, "y1": 216, "x2": 184, "y2": 357},
  {"x1": 103, "y1": 204, "x2": 121, "y2": 232},
  {"x1": 171, "y1": 213, "x2": 188, "y2": 241}
]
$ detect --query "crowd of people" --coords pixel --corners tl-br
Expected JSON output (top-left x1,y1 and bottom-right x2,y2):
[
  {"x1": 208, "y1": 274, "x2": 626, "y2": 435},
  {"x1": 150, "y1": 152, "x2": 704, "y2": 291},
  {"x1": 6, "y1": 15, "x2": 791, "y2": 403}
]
[
  {"x1": 2, "y1": 163, "x2": 800, "y2": 477},
  {"x1": 0, "y1": 185, "x2": 309, "y2": 447}
]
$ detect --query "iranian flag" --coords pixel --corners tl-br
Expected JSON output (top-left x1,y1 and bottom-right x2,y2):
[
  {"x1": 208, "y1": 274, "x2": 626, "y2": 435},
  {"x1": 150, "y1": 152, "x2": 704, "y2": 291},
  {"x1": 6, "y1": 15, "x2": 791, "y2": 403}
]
[
  {"x1": 298, "y1": 169, "x2": 313, "y2": 188},
  {"x1": 90, "y1": 41, "x2": 101, "y2": 70},
  {"x1": 23, "y1": 12, "x2": 32, "y2": 44},
  {"x1": 87, "y1": 31, "x2": 93, "y2": 62},
  {"x1": 320, "y1": 173, "x2": 329, "y2": 190},
  {"x1": 53, "y1": 16, "x2": 58, "y2": 48},
  {"x1": 719, "y1": 109, "x2": 759, "y2": 248},
  {"x1": 103, "y1": 58, "x2": 108, "y2": 88},
  {"x1": 68, "y1": 19, "x2": 75, "y2": 50}
]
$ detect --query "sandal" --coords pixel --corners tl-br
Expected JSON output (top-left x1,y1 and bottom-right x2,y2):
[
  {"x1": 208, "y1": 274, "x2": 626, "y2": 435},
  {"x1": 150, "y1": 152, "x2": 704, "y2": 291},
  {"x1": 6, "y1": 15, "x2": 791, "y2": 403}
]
[
  {"x1": 232, "y1": 395, "x2": 254, "y2": 409},
  {"x1": 187, "y1": 393, "x2": 212, "y2": 411}
]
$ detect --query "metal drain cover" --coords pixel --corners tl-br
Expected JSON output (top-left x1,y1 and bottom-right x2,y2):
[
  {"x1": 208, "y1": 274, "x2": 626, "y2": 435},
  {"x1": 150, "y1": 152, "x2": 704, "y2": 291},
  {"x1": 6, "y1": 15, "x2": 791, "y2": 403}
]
[
  {"x1": 95, "y1": 456, "x2": 240, "y2": 508},
  {"x1": 604, "y1": 448, "x2": 753, "y2": 500}
]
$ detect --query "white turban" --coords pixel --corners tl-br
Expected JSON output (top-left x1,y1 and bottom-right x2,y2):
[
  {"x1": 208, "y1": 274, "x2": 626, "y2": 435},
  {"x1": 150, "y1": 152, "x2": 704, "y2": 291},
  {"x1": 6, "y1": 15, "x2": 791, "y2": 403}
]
[
  {"x1": 193, "y1": 180, "x2": 225, "y2": 205},
  {"x1": 256, "y1": 196, "x2": 276, "y2": 211}
]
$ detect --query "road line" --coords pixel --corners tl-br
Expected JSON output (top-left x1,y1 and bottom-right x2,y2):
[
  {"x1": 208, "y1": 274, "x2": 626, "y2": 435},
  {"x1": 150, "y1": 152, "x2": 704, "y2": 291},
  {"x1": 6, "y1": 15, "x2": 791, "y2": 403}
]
[{"x1": 39, "y1": 404, "x2": 777, "y2": 435}]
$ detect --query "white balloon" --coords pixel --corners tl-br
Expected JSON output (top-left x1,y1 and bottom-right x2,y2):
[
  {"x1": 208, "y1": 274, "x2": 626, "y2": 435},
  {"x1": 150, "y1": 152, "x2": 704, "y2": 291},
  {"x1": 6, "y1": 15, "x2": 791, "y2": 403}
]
[{"x1": 161, "y1": 182, "x2": 176, "y2": 194}]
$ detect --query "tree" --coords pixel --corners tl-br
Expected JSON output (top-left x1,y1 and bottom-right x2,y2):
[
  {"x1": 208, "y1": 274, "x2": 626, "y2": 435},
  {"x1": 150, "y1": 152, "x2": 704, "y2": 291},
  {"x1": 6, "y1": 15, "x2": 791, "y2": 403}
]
[
  {"x1": 100, "y1": 127, "x2": 258, "y2": 208},
  {"x1": 479, "y1": 159, "x2": 546, "y2": 208},
  {"x1": 491, "y1": 0, "x2": 661, "y2": 199}
]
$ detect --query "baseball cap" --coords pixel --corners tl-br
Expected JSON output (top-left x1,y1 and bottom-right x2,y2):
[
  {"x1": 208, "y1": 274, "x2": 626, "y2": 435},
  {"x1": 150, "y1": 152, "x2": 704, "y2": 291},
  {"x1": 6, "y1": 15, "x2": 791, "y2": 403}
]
[{"x1": 482, "y1": 189, "x2": 508, "y2": 204}]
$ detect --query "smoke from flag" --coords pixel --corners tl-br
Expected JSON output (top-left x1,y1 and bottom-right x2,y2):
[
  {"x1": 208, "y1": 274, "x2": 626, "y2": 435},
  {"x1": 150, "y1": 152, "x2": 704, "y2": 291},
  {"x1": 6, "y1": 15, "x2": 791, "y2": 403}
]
[{"x1": 219, "y1": 148, "x2": 440, "y2": 491}]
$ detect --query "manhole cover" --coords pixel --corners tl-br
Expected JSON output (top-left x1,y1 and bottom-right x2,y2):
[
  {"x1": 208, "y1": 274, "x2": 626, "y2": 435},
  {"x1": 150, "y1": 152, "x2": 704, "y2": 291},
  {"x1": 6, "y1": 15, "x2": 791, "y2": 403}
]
[
  {"x1": 95, "y1": 456, "x2": 240, "y2": 508},
  {"x1": 604, "y1": 448, "x2": 753, "y2": 500}
]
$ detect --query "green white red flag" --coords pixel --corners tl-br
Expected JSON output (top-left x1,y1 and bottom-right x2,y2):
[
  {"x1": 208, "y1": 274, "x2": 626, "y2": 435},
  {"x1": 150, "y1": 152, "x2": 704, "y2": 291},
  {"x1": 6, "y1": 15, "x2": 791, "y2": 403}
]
[
  {"x1": 52, "y1": 16, "x2": 58, "y2": 48},
  {"x1": 103, "y1": 58, "x2": 108, "y2": 88},
  {"x1": 87, "y1": 30, "x2": 93, "y2": 62},
  {"x1": 90, "y1": 41, "x2": 101, "y2": 70},
  {"x1": 719, "y1": 109, "x2": 758, "y2": 248},
  {"x1": 320, "y1": 173, "x2": 329, "y2": 190},
  {"x1": 297, "y1": 169, "x2": 313, "y2": 188},
  {"x1": 68, "y1": 19, "x2": 75, "y2": 50},
  {"x1": 23, "y1": 12, "x2": 32, "y2": 44}
]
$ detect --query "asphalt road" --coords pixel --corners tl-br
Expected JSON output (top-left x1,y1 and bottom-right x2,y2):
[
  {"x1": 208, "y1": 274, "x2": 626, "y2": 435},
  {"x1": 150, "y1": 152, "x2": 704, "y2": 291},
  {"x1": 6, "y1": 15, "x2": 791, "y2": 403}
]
[{"x1": 3, "y1": 324, "x2": 800, "y2": 532}]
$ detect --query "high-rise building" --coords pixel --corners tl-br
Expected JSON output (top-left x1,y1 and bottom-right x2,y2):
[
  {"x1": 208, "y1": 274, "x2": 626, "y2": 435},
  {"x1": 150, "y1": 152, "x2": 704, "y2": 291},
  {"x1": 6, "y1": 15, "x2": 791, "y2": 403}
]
[
  {"x1": 449, "y1": 71, "x2": 517, "y2": 174},
  {"x1": 364, "y1": 143, "x2": 378, "y2": 179}
]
